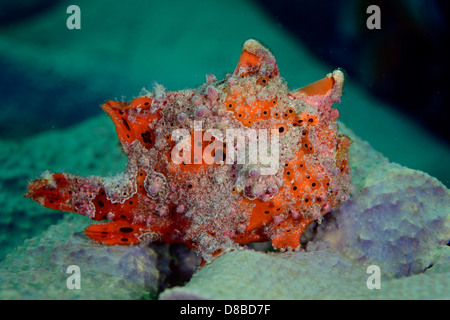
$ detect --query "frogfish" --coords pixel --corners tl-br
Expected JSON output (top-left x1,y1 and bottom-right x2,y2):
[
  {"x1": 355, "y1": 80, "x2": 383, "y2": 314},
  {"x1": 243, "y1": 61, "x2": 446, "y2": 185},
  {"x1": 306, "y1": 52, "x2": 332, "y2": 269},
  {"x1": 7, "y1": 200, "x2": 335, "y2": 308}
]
[{"x1": 25, "y1": 39, "x2": 352, "y2": 263}]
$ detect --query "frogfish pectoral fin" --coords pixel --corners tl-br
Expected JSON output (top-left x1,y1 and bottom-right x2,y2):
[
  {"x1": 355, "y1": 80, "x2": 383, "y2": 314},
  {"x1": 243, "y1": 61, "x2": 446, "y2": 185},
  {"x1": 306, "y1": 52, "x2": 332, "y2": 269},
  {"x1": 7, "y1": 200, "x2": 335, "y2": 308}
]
[
  {"x1": 25, "y1": 171, "x2": 81, "y2": 213},
  {"x1": 24, "y1": 171, "x2": 104, "y2": 220},
  {"x1": 25, "y1": 171, "x2": 147, "y2": 245},
  {"x1": 85, "y1": 220, "x2": 146, "y2": 245}
]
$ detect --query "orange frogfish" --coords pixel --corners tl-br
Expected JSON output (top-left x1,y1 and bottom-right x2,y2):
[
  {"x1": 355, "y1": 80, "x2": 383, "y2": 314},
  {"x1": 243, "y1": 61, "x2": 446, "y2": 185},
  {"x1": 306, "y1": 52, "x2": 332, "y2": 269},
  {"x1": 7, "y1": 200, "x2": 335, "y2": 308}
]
[{"x1": 25, "y1": 39, "x2": 352, "y2": 262}]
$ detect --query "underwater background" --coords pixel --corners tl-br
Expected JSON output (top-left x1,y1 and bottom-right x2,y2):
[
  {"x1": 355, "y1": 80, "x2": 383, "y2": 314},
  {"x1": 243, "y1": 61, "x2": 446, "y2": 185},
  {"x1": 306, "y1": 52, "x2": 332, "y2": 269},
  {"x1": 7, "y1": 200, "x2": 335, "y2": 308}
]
[{"x1": 0, "y1": 0, "x2": 448, "y2": 299}]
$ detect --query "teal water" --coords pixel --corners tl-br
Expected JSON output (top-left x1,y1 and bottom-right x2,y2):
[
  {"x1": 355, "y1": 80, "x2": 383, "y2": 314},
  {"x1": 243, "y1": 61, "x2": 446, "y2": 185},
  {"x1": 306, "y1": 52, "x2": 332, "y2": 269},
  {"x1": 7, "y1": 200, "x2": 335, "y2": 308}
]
[{"x1": 0, "y1": 0, "x2": 448, "y2": 267}]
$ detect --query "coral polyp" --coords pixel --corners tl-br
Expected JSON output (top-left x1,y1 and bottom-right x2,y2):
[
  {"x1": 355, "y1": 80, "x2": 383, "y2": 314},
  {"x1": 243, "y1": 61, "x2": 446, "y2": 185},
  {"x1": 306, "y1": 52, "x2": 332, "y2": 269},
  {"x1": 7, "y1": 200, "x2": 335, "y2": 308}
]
[{"x1": 25, "y1": 39, "x2": 352, "y2": 262}]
